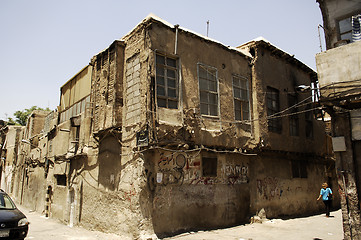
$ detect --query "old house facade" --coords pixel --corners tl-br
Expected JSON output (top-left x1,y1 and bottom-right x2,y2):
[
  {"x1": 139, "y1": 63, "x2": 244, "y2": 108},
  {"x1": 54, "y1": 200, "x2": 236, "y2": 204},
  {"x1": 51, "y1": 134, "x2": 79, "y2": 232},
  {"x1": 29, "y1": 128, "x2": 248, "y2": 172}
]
[
  {"x1": 316, "y1": 0, "x2": 361, "y2": 239},
  {"x1": 2, "y1": 15, "x2": 336, "y2": 239}
]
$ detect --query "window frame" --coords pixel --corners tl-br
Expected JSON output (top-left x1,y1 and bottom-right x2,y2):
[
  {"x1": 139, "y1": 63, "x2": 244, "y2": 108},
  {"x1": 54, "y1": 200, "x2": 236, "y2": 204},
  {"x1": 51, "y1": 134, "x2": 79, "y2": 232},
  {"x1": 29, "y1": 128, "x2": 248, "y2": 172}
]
[
  {"x1": 288, "y1": 94, "x2": 299, "y2": 136},
  {"x1": 197, "y1": 63, "x2": 219, "y2": 117},
  {"x1": 266, "y1": 87, "x2": 282, "y2": 133},
  {"x1": 337, "y1": 11, "x2": 361, "y2": 42},
  {"x1": 233, "y1": 75, "x2": 250, "y2": 121},
  {"x1": 305, "y1": 104, "x2": 314, "y2": 139},
  {"x1": 155, "y1": 53, "x2": 179, "y2": 109},
  {"x1": 202, "y1": 156, "x2": 218, "y2": 177}
]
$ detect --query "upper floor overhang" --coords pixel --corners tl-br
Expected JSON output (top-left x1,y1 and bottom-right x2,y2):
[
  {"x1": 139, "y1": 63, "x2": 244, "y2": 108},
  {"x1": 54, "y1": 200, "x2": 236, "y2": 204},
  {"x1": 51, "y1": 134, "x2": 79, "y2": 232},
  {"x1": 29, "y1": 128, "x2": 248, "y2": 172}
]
[{"x1": 316, "y1": 40, "x2": 361, "y2": 108}]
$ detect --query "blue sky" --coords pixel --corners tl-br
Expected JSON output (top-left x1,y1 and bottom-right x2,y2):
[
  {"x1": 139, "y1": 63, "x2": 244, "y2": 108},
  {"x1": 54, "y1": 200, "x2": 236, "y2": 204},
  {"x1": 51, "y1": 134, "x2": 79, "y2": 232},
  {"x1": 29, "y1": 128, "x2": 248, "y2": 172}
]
[{"x1": 0, "y1": 0, "x2": 324, "y2": 120}]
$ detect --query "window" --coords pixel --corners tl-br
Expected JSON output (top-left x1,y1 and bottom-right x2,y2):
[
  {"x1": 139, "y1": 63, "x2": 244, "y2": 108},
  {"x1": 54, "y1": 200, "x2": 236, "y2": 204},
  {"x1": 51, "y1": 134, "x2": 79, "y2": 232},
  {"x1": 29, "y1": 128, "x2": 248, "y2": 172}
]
[
  {"x1": 198, "y1": 64, "x2": 218, "y2": 116},
  {"x1": 0, "y1": 194, "x2": 16, "y2": 209},
  {"x1": 288, "y1": 94, "x2": 299, "y2": 136},
  {"x1": 266, "y1": 87, "x2": 281, "y2": 133},
  {"x1": 202, "y1": 157, "x2": 217, "y2": 177},
  {"x1": 305, "y1": 104, "x2": 314, "y2": 139},
  {"x1": 338, "y1": 13, "x2": 361, "y2": 43},
  {"x1": 55, "y1": 174, "x2": 67, "y2": 186},
  {"x1": 156, "y1": 53, "x2": 178, "y2": 109},
  {"x1": 233, "y1": 75, "x2": 250, "y2": 121},
  {"x1": 292, "y1": 160, "x2": 307, "y2": 178}
]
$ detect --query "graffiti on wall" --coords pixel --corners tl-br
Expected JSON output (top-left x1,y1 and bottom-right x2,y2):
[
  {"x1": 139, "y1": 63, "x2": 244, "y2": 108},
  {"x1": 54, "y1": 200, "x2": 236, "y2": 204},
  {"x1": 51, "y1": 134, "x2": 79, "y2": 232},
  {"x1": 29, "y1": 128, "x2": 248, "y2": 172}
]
[
  {"x1": 154, "y1": 151, "x2": 249, "y2": 186},
  {"x1": 222, "y1": 164, "x2": 249, "y2": 185},
  {"x1": 256, "y1": 177, "x2": 283, "y2": 200},
  {"x1": 157, "y1": 153, "x2": 187, "y2": 186}
]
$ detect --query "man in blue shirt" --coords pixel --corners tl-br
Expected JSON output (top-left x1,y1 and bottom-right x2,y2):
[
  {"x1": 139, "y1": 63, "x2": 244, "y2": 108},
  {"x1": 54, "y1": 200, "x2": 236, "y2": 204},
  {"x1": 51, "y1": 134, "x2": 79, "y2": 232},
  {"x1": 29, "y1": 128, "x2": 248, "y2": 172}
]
[{"x1": 317, "y1": 182, "x2": 333, "y2": 217}]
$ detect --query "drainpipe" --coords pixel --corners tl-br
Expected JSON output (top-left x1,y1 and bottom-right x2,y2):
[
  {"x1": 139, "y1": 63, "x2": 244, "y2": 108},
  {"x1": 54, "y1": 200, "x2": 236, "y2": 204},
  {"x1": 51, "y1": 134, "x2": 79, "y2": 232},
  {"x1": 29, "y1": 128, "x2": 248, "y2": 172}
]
[{"x1": 174, "y1": 24, "x2": 179, "y2": 55}]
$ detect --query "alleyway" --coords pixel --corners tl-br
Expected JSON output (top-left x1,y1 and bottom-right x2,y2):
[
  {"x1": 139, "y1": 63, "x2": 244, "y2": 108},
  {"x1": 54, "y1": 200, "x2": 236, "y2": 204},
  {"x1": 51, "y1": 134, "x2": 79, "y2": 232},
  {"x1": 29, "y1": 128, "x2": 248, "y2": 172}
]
[
  {"x1": 165, "y1": 209, "x2": 344, "y2": 240},
  {"x1": 19, "y1": 203, "x2": 343, "y2": 240}
]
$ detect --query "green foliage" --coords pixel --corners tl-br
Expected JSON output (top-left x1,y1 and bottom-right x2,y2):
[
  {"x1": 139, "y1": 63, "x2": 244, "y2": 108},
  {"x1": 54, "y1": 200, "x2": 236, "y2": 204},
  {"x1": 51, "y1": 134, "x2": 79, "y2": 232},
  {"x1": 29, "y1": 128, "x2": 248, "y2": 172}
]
[
  {"x1": 6, "y1": 118, "x2": 16, "y2": 125},
  {"x1": 8, "y1": 106, "x2": 50, "y2": 126}
]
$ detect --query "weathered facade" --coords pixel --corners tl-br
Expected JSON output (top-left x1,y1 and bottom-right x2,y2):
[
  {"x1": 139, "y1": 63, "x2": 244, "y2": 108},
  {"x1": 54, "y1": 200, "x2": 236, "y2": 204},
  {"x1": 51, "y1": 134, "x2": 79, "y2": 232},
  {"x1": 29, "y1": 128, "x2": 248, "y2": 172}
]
[
  {"x1": 0, "y1": 125, "x2": 24, "y2": 194},
  {"x1": 239, "y1": 38, "x2": 336, "y2": 218},
  {"x1": 316, "y1": 0, "x2": 361, "y2": 239},
  {"x1": 2, "y1": 14, "x2": 337, "y2": 239}
]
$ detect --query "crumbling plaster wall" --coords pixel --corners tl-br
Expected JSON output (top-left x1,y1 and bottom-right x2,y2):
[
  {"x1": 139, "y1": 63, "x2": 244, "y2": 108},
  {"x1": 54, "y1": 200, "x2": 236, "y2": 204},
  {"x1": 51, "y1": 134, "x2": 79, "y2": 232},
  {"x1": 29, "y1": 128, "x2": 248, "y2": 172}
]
[
  {"x1": 249, "y1": 153, "x2": 338, "y2": 218},
  {"x1": 22, "y1": 167, "x2": 46, "y2": 212},
  {"x1": 73, "y1": 24, "x2": 156, "y2": 239},
  {"x1": 1, "y1": 126, "x2": 23, "y2": 193},
  {"x1": 91, "y1": 41, "x2": 125, "y2": 133},
  {"x1": 143, "y1": 22, "x2": 256, "y2": 236},
  {"x1": 149, "y1": 149, "x2": 251, "y2": 237},
  {"x1": 148, "y1": 22, "x2": 256, "y2": 150},
  {"x1": 252, "y1": 45, "x2": 327, "y2": 155}
]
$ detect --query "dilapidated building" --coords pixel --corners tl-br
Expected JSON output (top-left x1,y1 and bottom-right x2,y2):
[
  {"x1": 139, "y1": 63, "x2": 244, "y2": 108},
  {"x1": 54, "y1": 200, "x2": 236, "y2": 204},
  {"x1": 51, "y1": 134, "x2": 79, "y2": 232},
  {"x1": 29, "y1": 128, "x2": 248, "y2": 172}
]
[
  {"x1": 3, "y1": 14, "x2": 337, "y2": 239},
  {"x1": 315, "y1": 0, "x2": 361, "y2": 239}
]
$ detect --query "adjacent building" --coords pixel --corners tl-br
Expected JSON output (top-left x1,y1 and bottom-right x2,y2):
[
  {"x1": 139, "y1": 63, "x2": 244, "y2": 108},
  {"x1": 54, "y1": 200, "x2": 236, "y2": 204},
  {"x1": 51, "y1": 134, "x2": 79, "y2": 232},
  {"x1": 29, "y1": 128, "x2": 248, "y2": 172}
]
[
  {"x1": 1, "y1": 14, "x2": 337, "y2": 239},
  {"x1": 316, "y1": 0, "x2": 361, "y2": 239}
]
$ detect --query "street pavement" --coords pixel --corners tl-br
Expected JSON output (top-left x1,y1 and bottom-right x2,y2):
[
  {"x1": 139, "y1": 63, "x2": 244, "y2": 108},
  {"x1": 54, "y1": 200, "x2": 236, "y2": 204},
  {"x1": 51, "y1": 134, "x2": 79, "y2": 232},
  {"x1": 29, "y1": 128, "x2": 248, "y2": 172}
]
[
  {"x1": 18, "y1": 204, "x2": 343, "y2": 240},
  {"x1": 165, "y1": 210, "x2": 344, "y2": 240},
  {"x1": 18, "y1": 206, "x2": 123, "y2": 240}
]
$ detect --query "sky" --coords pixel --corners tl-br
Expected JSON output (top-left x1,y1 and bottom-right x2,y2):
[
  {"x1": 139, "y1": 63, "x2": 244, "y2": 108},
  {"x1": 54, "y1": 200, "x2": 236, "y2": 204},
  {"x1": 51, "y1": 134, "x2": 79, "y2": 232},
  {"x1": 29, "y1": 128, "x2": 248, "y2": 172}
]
[{"x1": 0, "y1": 0, "x2": 325, "y2": 121}]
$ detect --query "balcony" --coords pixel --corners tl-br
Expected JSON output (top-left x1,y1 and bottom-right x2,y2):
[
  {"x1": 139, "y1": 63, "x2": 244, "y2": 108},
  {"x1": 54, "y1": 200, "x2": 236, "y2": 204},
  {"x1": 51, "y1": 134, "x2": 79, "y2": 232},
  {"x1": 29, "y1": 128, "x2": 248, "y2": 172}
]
[{"x1": 316, "y1": 40, "x2": 361, "y2": 105}]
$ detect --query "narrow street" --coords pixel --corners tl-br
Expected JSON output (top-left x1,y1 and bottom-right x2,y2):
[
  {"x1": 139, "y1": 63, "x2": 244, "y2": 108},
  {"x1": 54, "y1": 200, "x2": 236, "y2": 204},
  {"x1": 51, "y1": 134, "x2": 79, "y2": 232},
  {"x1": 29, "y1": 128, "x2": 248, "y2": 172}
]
[
  {"x1": 19, "y1": 203, "x2": 343, "y2": 240},
  {"x1": 165, "y1": 210, "x2": 344, "y2": 240},
  {"x1": 18, "y1": 206, "x2": 123, "y2": 240}
]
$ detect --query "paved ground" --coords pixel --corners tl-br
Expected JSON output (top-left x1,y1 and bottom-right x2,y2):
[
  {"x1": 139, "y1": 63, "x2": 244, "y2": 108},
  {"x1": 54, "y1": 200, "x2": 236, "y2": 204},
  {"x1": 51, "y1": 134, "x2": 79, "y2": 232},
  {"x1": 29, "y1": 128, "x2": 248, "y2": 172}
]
[
  {"x1": 18, "y1": 206, "x2": 123, "y2": 240},
  {"x1": 165, "y1": 210, "x2": 344, "y2": 240},
  {"x1": 18, "y1": 204, "x2": 344, "y2": 240}
]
